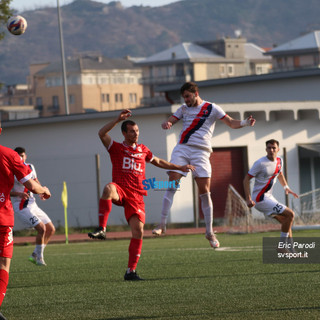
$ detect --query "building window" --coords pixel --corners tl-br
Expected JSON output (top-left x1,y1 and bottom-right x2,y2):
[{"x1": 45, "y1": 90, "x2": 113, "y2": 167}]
[
  {"x1": 129, "y1": 93, "x2": 137, "y2": 103},
  {"x1": 220, "y1": 64, "x2": 226, "y2": 76},
  {"x1": 36, "y1": 97, "x2": 42, "y2": 107},
  {"x1": 115, "y1": 93, "x2": 123, "y2": 103},
  {"x1": 69, "y1": 94, "x2": 75, "y2": 104},
  {"x1": 255, "y1": 65, "x2": 263, "y2": 75},
  {"x1": 227, "y1": 64, "x2": 234, "y2": 76},
  {"x1": 102, "y1": 93, "x2": 110, "y2": 103},
  {"x1": 299, "y1": 148, "x2": 320, "y2": 193},
  {"x1": 52, "y1": 95, "x2": 59, "y2": 109},
  {"x1": 29, "y1": 97, "x2": 33, "y2": 105},
  {"x1": 294, "y1": 56, "x2": 300, "y2": 68},
  {"x1": 19, "y1": 98, "x2": 24, "y2": 105}
]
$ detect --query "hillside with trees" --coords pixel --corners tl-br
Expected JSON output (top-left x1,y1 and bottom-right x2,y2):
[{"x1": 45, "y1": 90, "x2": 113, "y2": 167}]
[{"x1": 1, "y1": 0, "x2": 320, "y2": 84}]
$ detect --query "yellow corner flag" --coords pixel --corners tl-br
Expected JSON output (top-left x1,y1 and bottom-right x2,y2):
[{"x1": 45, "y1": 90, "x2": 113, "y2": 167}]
[{"x1": 61, "y1": 181, "x2": 69, "y2": 244}]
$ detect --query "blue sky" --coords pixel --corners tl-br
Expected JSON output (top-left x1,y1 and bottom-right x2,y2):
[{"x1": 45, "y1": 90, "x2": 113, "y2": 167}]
[{"x1": 11, "y1": 0, "x2": 181, "y2": 12}]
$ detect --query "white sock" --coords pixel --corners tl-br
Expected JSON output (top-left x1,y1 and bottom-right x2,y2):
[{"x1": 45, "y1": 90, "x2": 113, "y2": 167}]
[
  {"x1": 280, "y1": 232, "x2": 289, "y2": 239},
  {"x1": 160, "y1": 189, "x2": 176, "y2": 226},
  {"x1": 35, "y1": 244, "x2": 45, "y2": 260},
  {"x1": 200, "y1": 192, "x2": 213, "y2": 235}
]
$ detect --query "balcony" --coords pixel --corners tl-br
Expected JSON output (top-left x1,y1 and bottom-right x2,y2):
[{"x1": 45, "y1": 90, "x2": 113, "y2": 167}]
[
  {"x1": 271, "y1": 64, "x2": 320, "y2": 73},
  {"x1": 47, "y1": 105, "x2": 60, "y2": 113},
  {"x1": 140, "y1": 75, "x2": 189, "y2": 85}
]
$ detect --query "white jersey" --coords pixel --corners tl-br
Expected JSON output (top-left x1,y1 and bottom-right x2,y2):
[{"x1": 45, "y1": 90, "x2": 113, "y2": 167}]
[
  {"x1": 173, "y1": 101, "x2": 226, "y2": 151},
  {"x1": 248, "y1": 156, "x2": 283, "y2": 203},
  {"x1": 11, "y1": 163, "x2": 37, "y2": 209}
]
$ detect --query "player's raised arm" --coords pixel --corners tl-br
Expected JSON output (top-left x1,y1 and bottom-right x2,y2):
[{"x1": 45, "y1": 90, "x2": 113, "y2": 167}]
[
  {"x1": 99, "y1": 109, "x2": 132, "y2": 149},
  {"x1": 221, "y1": 115, "x2": 256, "y2": 129},
  {"x1": 161, "y1": 115, "x2": 179, "y2": 130},
  {"x1": 150, "y1": 156, "x2": 195, "y2": 172}
]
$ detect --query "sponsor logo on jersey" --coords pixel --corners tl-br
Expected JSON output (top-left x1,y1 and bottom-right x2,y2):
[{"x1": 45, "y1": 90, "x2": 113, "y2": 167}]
[
  {"x1": 122, "y1": 157, "x2": 143, "y2": 172},
  {"x1": 124, "y1": 150, "x2": 144, "y2": 158}
]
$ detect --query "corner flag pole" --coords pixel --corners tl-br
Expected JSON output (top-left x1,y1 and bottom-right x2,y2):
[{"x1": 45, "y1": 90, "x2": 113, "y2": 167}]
[{"x1": 61, "y1": 181, "x2": 69, "y2": 244}]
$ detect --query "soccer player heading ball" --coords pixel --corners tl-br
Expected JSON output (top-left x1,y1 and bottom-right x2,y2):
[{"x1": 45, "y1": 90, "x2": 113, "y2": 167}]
[
  {"x1": 152, "y1": 81, "x2": 256, "y2": 248},
  {"x1": 88, "y1": 109, "x2": 194, "y2": 280}
]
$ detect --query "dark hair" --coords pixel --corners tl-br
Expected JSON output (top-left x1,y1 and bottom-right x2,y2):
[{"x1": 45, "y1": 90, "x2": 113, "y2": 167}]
[
  {"x1": 121, "y1": 120, "x2": 136, "y2": 133},
  {"x1": 180, "y1": 82, "x2": 199, "y2": 95},
  {"x1": 14, "y1": 147, "x2": 26, "y2": 155},
  {"x1": 265, "y1": 139, "x2": 279, "y2": 147}
]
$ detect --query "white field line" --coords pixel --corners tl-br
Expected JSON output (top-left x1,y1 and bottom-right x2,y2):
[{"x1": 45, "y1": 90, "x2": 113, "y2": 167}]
[{"x1": 46, "y1": 245, "x2": 262, "y2": 256}]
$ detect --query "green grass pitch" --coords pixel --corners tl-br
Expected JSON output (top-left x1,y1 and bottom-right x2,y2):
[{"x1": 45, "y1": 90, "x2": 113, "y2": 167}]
[{"x1": 3, "y1": 230, "x2": 320, "y2": 319}]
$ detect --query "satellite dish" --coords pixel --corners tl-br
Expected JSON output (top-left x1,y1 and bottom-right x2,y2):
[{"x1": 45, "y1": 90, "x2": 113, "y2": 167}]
[{"x1": 234, "y1": 29, "x2": 242, "y2": 38}]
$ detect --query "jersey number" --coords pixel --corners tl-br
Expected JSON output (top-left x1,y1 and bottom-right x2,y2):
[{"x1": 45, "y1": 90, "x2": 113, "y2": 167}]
[{"x1": 273, "y1": 203, "x2": 284, "y2": 213}]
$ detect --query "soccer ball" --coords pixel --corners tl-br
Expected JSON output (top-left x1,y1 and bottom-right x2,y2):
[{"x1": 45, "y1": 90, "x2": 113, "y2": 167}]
[{"x1": 7, "y1": 15, "x2": 28, "y2": 35}]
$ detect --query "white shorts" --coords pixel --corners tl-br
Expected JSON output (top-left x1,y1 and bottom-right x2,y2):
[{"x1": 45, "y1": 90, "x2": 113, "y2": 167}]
[
  {"x1": 13, "y1": 202, "x2": 52, "y2": 228},
  {"x1": 168, "y1": 144, "x2": 211, "y2": 178},
  {"x1": 254, "y1": 194, "x2": 286, "y2": 217}
]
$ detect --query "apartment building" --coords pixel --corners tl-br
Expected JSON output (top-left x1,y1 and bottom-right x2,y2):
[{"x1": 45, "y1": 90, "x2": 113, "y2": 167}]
[
  {"x1": 137, "y1": 37, "x2": 271, "y2": 106},
  {"x1": 0, "y1": 84, "x2": 39, "y2": 121},
  {"x1": 265, "y1": 30, "x2": 320, "y2": 72},
  {"x1": 31, "y1": 53, "x2": 143, "y2": 117}
]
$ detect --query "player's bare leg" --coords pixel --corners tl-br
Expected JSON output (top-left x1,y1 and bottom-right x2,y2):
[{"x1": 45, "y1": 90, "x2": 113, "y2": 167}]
[
  {"x1": 43, "y1": 222, "x2": 55, "y2": 245},
  {"x1": 152, "y1": 171, "x2": 182, "y2": 236},
  {"x1": 29, "y1": 222, "x2": 47, "y2": 266},
  {"x1": 0, "y1": 257, "x2": 11, "y2": 319},
  {"x1": 195, "y1": 177, "x2": 220, "y2": 248},
  {"x1": 274, "y1": 208, "x2": 295, "y2": 252},
  {"x1": 31, "y1": 222, "x2": 55, "y2": 266},
  {"x1": 125, "y1": 215, "x2": 144, "y2": 281},
  {"x1": 88, "y1": 183, "x2": 119, "y2": 240}
]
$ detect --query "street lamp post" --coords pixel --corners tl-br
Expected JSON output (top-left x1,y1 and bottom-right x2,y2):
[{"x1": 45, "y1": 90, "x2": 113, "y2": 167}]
[{"x1": 57, "y1": 0, "x2": 70, "y2": 115}]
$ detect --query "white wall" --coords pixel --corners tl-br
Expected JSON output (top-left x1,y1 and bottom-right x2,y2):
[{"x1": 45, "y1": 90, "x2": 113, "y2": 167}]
[
  {"x1": 1, "y1": 107, "x2": 195, "y2": 230},
  {"x1": 2, "y1": 95, "x2": 320, "y2": 230}
]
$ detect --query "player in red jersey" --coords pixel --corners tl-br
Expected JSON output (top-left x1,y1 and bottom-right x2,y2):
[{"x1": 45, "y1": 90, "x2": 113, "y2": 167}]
[
  {"x1": 88, "y1": 109, "x2": 194, "y2": 281},
  {"x1": 0, "y1": 121, "x2": 51, "y2": 320}
]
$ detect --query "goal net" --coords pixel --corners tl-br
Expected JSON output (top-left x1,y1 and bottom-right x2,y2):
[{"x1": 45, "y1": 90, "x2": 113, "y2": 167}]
[
  {"x1": 291, "y1": 188, "x2": 320, "y2": 229},
  {"x1": 224, "y1": 184, "x2": 279, "y2": 233}
]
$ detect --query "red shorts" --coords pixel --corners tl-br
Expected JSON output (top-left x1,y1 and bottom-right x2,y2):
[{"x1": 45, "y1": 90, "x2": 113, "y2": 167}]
[
  {"x1": 0, "y1": 226, "x2": 14, "y2": 259},
  {"x1": 111, "y1": 183, "x2": 146, "y2": 224}
]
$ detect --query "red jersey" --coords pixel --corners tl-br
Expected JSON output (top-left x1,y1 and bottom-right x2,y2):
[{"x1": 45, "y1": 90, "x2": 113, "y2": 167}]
[
  {"x1": 0, "y1": 145, "x2": 32, "y2": 226},
  {"x1": 108, "y1": 140, "x2": 153, "y2": 196}
]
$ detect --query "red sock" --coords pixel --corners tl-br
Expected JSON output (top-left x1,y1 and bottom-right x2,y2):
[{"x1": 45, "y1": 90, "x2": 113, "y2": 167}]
[
  {"x1": 98, "y1": 199, "x2": 112, "y2": 228},
  {"x1": 0, "y1": 269, "x2": 9, "y2": 307},
  {"x1": 128, "y1": 238, "x2": 143, "y2": 271}
]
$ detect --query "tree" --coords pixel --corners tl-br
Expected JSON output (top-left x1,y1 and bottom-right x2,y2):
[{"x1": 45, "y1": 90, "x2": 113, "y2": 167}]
[{"x1": 0, "y1": 0, "x2": 13, "y2": 41}]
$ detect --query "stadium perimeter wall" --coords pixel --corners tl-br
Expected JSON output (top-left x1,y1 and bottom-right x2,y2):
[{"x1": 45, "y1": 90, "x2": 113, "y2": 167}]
[
  {"x1": 1, "y1": 107, "x2": 196, "y2": 230},
  {"x1": 2, "y1": 69, "x2": 320, "y2": 229}
]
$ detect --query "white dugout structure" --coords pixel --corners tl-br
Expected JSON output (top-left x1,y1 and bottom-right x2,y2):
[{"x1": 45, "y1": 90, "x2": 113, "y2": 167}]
[{"x1": 2, "y1": 69, "x2": 320, "y2": 230}]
